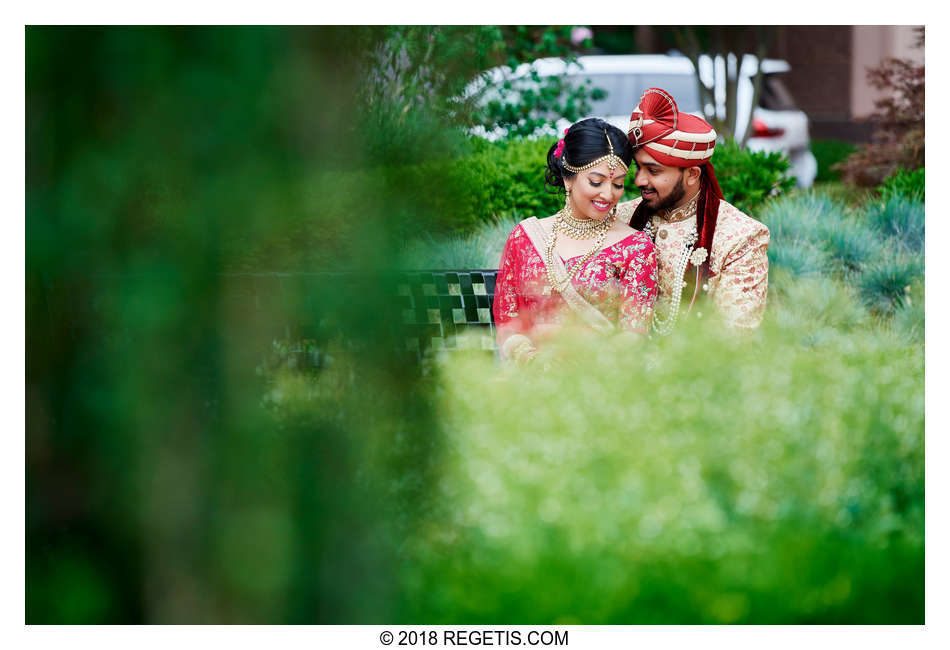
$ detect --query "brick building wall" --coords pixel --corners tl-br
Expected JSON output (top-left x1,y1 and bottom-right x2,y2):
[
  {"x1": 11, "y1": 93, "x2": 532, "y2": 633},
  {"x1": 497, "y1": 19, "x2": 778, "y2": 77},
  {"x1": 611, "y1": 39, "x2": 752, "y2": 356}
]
[{"x1": 770, "y1": 26, "x2": 870, "y2": 141}]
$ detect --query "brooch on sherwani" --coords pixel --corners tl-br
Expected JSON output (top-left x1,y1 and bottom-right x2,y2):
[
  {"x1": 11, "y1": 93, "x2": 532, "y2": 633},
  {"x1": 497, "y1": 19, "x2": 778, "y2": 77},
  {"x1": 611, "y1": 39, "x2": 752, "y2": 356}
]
[{"x1": 689, "y1": 247, "x2": 708, "y2": 267}]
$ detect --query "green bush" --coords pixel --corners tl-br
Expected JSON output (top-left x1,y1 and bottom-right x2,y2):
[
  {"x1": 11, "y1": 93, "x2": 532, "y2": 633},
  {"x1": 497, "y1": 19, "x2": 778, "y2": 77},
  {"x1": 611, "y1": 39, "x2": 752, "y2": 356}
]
[
  {"x1": 811, "y1": 139, "x2": 856, "y2": 183},
  {"x1": 395, "y1": 318, "x2": 923, "y2": 623},
  {"x1": 711, "y1": 139, "x2": 795, "y2": 214},
  {"x1": 465, "y1": 137, "x2": 566, "y2": 222},
  {"x1": 878, "y1": 167, "x2": 925, "y2": 203},
  {"x1": 411, "y1": 136, "x2": 795, "y2": 235},
  {"x1": 385, "y1": 138, "x2": 562, "y2": 235}
]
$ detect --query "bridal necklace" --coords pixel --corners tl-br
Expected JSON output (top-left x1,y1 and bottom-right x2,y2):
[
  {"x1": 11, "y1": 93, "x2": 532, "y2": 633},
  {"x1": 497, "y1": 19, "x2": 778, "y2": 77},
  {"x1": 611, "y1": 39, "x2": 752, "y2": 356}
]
[
  {"x1": 543, "y1": 195, "x2": 616, "y2": 294},
  {"x1": 559, "y1": 204, "x2": 606, "y2": 238}
]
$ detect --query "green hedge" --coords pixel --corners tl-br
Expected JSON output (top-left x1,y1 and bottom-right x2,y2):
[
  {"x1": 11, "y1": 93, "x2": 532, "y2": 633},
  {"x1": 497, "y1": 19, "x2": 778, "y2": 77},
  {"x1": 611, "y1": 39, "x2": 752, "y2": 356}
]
[
  {"x1": 710, "y1": 139, "x2": 794, "y2": 212},
  {"x1": 220, "y1": 137, "x2": 801, "y2": 269},
  {"x1": 811, "y1": 139, "x2": 857, "y2": 183},
  {"x1": 417, "y1": 137, "x2": 794, "y2": 233},
  {"x1": 393, "y1": 138, "x2": 563, "y2": 236}
]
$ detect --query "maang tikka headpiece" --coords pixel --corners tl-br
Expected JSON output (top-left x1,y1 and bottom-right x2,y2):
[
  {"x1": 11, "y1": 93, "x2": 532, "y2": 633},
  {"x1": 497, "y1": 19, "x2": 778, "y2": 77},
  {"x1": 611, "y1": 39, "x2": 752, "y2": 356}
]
[{"x1": 562, "y1": 129, "x2": 629, "y2": 176}]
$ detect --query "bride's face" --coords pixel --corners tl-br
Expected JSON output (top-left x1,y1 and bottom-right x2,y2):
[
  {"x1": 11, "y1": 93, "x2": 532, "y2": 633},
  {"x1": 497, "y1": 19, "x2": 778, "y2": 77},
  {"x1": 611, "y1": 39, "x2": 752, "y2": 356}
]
[{"x1": 565, "y1": 161, "x2": 628, "y2": 221}]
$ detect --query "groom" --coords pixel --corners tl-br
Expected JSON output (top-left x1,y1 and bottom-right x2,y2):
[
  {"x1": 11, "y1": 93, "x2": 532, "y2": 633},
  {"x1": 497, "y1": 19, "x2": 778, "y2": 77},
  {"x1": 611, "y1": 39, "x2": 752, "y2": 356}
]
[{"x1": 616, "y1": 87, "x2": 770, "y2": 331}]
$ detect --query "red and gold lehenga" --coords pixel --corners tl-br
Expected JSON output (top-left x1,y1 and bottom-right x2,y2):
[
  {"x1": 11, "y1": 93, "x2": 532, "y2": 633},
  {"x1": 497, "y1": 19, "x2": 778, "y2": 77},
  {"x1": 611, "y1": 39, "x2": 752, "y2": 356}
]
[{"x1": 493, "y1": 215, "x2": 658, "y2": 361}]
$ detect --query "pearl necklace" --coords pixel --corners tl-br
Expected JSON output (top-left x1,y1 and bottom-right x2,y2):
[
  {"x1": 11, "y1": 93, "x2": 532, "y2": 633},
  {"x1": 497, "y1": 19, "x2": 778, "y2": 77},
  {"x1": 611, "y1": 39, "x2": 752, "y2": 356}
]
[
  {"x1": 647, "y1": 225, "x2": 697, "y2": 335},
  {"x1": 543, "y1": 207, "x2": 616, "y2": 294},
  {"x1": 643, "y1": 193, "x2": 701, "y2": 335}
]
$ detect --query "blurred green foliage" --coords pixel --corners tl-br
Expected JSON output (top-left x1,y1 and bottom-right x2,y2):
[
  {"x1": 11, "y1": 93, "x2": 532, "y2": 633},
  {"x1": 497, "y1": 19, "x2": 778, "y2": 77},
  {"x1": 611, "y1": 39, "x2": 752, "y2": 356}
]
[
  {"x1": 27, "y1": 25, "x2": 453, "y2": 623},
  {"x1": 807, "y1": 181, "x2": 875, "y2": 209},
  {"x1": 396, "y1": 314, "x2": 923, "y2": 623},
  {"x1": 592, "y1": 27, "x2": 640, "y2": 54},
  {"x1": 811, "y1": 139, "x2": 857, "y2": 183}
]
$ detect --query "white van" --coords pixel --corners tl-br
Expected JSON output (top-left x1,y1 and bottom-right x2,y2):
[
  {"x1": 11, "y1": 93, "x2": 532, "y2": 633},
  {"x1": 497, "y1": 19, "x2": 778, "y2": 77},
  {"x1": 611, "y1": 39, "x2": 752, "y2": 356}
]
[{"x1": 471, "y1": 54, "x2": 818, "y2": 187}]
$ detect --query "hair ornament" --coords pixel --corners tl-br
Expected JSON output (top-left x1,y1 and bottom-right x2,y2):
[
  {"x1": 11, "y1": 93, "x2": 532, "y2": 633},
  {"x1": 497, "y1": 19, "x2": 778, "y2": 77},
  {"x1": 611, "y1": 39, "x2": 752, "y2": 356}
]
[{"x1": 562, "y1": 129, "x2": 629, "y2": 174}]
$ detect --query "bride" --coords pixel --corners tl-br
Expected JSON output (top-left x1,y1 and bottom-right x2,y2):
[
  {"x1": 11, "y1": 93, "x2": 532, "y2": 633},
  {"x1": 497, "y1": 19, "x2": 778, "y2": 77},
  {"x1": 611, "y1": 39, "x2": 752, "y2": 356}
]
[{"x1": 493, "y1": 118, "x2": 658, "y2": 363}]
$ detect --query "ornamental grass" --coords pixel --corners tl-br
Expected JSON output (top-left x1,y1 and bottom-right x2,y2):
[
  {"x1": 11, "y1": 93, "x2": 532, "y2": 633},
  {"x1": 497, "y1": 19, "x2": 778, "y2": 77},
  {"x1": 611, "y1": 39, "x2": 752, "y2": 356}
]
[
  {"x1": 396, "y1": 215, "x2": 521, "y2": 270},
  {"x1": 819, "y1": 220, "x2": 887, "y2": 275},
  {"x1": 857, "y1": 255, "x2": 925, "y2": 315},
  {"x1": 863, "y1": 196, "x2": 925, "y2": 253}
]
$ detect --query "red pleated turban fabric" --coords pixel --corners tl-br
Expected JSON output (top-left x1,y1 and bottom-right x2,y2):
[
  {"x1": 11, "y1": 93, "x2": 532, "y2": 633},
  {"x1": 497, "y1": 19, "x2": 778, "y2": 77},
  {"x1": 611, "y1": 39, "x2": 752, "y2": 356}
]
[
  {"x1": 627, "y1": 87, "x2": 725, "y2": 269},
  {"x1": 627, "y1": 87, "x2": 717, "y2": 168}
]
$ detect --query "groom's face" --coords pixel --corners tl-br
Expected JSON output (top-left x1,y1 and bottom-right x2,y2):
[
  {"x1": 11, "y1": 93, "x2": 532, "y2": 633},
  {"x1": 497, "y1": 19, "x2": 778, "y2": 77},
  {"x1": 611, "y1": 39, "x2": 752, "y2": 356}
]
[{"x1": 633, "y1": 149, "x2": 690, "y2": 212}]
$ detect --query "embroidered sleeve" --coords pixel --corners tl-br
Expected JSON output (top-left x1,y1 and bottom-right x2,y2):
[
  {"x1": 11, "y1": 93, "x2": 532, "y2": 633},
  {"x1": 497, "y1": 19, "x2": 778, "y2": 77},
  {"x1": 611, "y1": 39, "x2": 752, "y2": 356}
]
[
  {"x1": 618, "y1": 235, "x2": 658, "y2": 335},
  {"x1": 494, "y1": 225, "x2": 534, "y2": 355},
  {"x1": 712, "y1": 222, "x2": 770, "y2": 328},
  {"x1": 493, "y1": 225, "x2": 523, "y2": 326}
]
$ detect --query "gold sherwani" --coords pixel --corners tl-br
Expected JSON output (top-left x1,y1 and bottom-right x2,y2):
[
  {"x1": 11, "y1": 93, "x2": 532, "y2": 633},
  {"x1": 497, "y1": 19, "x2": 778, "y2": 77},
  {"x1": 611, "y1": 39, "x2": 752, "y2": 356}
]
[{"x1": 617, "y1": 197, "x2": 770, "y2": 329}]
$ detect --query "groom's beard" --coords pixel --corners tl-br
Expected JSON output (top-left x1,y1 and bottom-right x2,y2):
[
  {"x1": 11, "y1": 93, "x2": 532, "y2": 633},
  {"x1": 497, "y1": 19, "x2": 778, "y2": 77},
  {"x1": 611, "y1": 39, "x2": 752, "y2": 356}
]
[{"x1": 639, "y1": 173, "x2": 687, "y2": 213}]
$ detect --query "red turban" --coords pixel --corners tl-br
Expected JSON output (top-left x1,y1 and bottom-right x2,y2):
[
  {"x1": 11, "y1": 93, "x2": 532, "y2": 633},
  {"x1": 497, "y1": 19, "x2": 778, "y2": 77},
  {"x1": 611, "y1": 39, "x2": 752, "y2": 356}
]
[{"x1": 627, "y1": 88, "x2": 724, "y2": 269}]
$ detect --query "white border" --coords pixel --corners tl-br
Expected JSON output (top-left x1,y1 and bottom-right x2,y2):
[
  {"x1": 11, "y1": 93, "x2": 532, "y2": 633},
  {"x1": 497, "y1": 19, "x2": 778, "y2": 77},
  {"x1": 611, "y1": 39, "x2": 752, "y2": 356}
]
[
  {"x1": 14, "y1": 624, "x2": 946, "y2": 649},
  {"x1": 8, "y1": 1, "x2": 937, "y2": 25}
]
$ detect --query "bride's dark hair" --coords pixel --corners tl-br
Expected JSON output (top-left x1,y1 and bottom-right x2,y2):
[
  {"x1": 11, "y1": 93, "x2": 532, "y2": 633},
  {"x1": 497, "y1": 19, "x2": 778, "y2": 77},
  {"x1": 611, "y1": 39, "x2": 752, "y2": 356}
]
[{"x1": 544, "y1": 118, "x2": 633, "y2": 194}]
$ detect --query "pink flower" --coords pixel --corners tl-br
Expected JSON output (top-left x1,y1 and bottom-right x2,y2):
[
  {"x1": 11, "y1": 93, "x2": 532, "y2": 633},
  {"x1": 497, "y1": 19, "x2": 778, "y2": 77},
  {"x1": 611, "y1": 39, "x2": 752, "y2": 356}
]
[
  {"x1": 571, "y1": 26, "x2": 593, "y2": 45},
  {"x1": 554, "y1": 139, "x2": 565, "y2": 158}
]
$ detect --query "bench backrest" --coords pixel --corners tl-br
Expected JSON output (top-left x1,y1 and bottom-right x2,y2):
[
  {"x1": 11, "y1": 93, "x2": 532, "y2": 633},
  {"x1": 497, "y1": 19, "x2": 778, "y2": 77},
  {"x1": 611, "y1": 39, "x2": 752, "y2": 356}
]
[
  {"x1": 397, "y1": 270, "x2": 499, "y2": 360},
  {"x1": 221, "y1": 270, "x2": 501, "y2": 362}
]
